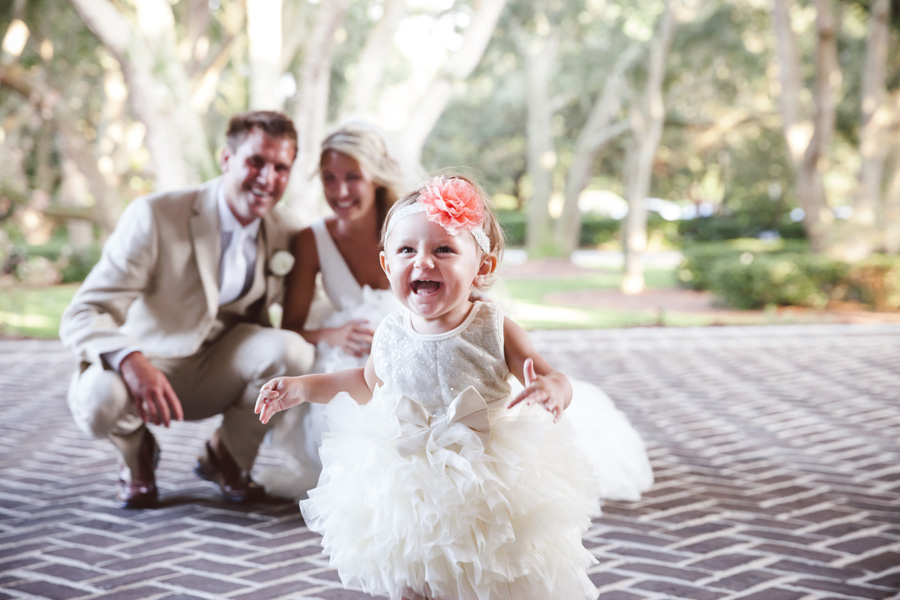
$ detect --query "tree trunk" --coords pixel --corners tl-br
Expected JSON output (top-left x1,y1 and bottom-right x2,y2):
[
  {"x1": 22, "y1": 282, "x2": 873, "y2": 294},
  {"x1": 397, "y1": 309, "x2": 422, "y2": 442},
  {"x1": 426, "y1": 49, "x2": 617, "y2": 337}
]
[
  {"x1": 556, "y1": 45, "x2": 639, "y2": 255},
  {"x1": 288, "y1": 0, "x2": 352, "y2": 214},
  {"x1": 69, "y1": 0, "x2": 216, "y2": 188},
  {"x1": 248, "y1": 0, "x2": 284, "y2": 111},
  {"x1": 622, "y1": 0, "x2": 676, "y2": 295},
  {"x1": 519, "y1": 26, "x2": 559, "y2": 258},
  {"x1": 852, "y1": 0, "x2": 893, "y2": 246},
  {"x1": 796, "y1": 0, "x2": 839, "y2": 255},
  {"x1": 191, "y1": 3, "x2": 244, "y2": 115},
  {"x1": 771, "y1": 0, "x2": 837, "y2": 254},
  {"x1": 396, "y1": 0, "x2": 508, "y2": 164},
  {"x1": 771, "y1": 0, "x2": 803, "y2": 162},
  {"x1": 883, "y1": 147, "x2": 900, "y2": 253},
  {"x1": 338, "y1": 0, "x2": 406, "y2": 121}
]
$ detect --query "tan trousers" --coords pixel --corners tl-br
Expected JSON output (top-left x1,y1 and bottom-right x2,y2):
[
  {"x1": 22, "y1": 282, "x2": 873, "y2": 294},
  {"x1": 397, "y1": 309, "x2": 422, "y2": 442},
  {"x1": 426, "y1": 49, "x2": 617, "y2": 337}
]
[{"x1": 67, "y1": 323, "x2": 314, "y2": 475}]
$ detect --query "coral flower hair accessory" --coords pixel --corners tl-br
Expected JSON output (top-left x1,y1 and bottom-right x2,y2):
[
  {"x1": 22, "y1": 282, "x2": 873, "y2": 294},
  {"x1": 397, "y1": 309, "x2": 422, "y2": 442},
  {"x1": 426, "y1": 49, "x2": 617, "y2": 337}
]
[{"x1": 418, "y1": 176, "x2": 485, "y2": 236}]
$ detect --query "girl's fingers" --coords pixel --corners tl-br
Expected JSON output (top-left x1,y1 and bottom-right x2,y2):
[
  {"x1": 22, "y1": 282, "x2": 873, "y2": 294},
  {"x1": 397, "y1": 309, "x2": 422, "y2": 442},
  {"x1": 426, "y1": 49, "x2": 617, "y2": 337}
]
[{"x1": 522, "y1": 358, "x2": 536, "y2": 387}]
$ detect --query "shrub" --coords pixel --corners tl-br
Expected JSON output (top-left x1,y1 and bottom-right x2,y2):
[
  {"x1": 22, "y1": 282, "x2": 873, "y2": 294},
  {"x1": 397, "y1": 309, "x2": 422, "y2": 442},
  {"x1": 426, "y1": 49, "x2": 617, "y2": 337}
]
[
  {"x1": 680, "y1": 239, "x2": 900, "y2": 311},
  {"x1": 497, "y1": 210, "x2": 526, "y2": 246},
  {"x1": 847, "y1": 255, "x2": 900, "y2": 310},
  {"x1": 1, "y1": 240, "x2": 101, "y2": 285},
  {"x1": 678, "y1": 215, "x2": 806, "y2": 242},
  {"x1": 706, "y1": 253, "x2": 848, "y2": 310},
  {"x1": 677, "y1": 239, "x2": 808, "y2": 290},
  {"x1": 496, "y1": 211, "x2": 681, "y2": 249},
  {"x1": 58, "y1": 246, "x2": 102, "y2": 283}
]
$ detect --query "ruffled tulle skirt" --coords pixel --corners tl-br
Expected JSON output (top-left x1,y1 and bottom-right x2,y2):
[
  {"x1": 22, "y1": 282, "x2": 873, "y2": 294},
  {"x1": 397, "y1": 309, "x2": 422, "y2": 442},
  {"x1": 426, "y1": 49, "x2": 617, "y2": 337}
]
[
  {"x1": 299, "y1": 388, "x2": 606, "y2": 600},
  {"x1": 516, "y1": 378, "x2": 654, "y2": 503}
]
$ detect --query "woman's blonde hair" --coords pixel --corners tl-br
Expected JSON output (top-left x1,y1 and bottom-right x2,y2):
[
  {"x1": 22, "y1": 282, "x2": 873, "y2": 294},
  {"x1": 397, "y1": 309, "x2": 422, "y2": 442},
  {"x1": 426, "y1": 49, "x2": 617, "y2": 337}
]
[
  {"x1": 320, "y1": 121, "x2": 407, "y2": 230},
  {"x1": 382, "y1": 175, "x2": 505, "y2": 291}
]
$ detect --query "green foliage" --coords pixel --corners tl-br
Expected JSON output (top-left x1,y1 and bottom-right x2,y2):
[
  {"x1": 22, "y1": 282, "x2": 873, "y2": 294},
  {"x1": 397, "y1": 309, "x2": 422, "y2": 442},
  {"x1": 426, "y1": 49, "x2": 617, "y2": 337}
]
[
  {"x1": 706, "y1": 253, "x2": 847, "y2": 310},
  {"x1": 497, "y1": 210, "x2": 527, "y2": 246},
  {"x1": 579, "y1": 215, "x2": 621, "y2": 247},
  {"x1": 678, "y1": 238, "x2": 809, "y2": 290},
  {"x1": 847, "y1": 255, "x2": 900, "y2": 310},
  {"x1": 2, "y1": 239, "x2": 101, "y2": 285},
  {"x1": 497, "y1": 211, "x2": 682, "y2": 249},
  {"x1": 678, "y1": 215, "x2": 807, "y2": 242},
  {"x1": 680, "y1": 239, "x2": 900, "y2": 310}
]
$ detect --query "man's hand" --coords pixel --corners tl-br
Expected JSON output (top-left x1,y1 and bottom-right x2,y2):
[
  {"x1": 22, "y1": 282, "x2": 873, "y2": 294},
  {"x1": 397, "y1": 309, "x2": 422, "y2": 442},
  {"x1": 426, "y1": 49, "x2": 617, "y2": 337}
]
[{"x1": 120, "y1": 352, "x2": 184, "y2": 427}]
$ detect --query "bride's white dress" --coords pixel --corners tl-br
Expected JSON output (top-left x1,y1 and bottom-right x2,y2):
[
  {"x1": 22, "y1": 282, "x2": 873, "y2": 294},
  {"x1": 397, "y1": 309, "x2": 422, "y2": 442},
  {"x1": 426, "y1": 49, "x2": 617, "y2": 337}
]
[
  {"x1": 259, "y1": 218, "x2": 653, "y2": 504},
  {"x1": 258, "y1": 219, "x2": 402, "y2": 498}
]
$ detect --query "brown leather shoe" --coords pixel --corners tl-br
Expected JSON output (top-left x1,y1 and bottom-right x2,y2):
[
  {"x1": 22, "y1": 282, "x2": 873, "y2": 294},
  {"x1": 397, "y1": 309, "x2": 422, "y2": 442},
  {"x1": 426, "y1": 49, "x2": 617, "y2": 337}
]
[
  {"x1": 193, "y1": 436, "x2": 265, "y2": 503},
  {"x1": 115, "y1": 428, "x2": 160, "y2": 509}
]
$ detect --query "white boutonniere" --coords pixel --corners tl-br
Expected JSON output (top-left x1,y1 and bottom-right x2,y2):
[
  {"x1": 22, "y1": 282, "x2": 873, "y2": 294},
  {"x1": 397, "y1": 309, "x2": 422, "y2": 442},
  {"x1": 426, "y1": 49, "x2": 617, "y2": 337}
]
[{"x1": 269, "y1": 250, "x2": 295, "y2": 276}]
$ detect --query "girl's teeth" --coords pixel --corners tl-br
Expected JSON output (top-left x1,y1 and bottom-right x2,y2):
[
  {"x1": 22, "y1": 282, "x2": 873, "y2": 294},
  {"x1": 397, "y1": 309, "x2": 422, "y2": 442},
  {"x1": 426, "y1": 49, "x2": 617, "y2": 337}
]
[{"x1": 413, "y1": 281, "x2": 441, "y2": 294}]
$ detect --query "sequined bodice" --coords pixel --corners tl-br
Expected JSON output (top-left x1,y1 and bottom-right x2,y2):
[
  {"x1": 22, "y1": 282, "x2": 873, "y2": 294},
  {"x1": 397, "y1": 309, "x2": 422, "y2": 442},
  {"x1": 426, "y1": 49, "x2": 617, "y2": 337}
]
[{"x1": 372, "y1": 302, "x2": 511, "y2": 415}]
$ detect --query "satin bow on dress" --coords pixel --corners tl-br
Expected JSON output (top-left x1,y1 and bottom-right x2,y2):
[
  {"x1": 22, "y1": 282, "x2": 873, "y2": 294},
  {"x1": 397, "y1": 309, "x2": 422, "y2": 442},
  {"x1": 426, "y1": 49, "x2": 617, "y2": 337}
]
[{"x1": 393, "y1": 387, "x2": 491, "y2": 458}]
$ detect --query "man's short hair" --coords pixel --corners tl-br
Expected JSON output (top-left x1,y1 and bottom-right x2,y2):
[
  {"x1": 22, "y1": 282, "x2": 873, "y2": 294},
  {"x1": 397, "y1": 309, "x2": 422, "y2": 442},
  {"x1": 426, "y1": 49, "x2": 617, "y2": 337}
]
[{"x1": 225, "y1": 111, "x2": 298, "y2": 157}]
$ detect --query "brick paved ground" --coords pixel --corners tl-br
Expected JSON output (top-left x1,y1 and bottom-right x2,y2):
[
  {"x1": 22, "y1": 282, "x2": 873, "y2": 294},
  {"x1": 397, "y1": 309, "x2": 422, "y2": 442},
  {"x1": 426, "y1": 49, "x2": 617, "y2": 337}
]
[{"x1": 1, "y1": 324, "x2": 899, "y2": 599}]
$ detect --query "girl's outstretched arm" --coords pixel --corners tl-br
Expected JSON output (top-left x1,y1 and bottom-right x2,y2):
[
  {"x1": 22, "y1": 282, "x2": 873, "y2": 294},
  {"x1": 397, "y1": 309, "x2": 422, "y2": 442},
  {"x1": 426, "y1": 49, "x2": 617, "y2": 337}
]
[
  {"x1": 503, "y1": 316, "x2": 573, "y2": 422},
  {"x1": 255, "y1": 356, "x2": 381, "y2": 424}
]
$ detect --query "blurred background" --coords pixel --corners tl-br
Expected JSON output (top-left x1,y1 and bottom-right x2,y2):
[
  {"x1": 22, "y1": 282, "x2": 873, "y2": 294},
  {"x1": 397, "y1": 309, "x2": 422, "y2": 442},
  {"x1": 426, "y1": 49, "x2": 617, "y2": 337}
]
[{"x1": 1, "y1": 0, "x2": 898, "y2": 337}]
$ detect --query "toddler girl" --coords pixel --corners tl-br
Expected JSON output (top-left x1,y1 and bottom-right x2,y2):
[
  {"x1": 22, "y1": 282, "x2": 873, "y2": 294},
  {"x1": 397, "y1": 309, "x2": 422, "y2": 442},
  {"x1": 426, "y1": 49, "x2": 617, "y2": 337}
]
[{"x1": 257, "y1": 175, "x2": 607, "y2": 600}]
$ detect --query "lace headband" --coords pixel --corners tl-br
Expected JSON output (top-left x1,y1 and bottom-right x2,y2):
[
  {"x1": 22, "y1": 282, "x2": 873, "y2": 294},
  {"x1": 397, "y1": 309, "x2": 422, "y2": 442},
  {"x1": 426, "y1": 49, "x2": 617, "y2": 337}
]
[{"x1": 384, "y1": 177, "x2": 491, "y2": 254}]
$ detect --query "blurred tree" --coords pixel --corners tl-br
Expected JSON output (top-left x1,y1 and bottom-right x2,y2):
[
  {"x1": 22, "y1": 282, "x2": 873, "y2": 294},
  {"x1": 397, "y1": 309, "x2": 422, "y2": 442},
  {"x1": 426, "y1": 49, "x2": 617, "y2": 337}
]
[
  {"x1": 772, "y1": 0, "x2": 900, "y2": 258},
  {"x1": 69, "y1": 0, "x2": 220, "y2": 188},
  {"x1": 621, "y1": 0, "x2": 679, "y2": 294},
  {"x1": 1, "y1": 0, "x2": 896, "y2": 291}
]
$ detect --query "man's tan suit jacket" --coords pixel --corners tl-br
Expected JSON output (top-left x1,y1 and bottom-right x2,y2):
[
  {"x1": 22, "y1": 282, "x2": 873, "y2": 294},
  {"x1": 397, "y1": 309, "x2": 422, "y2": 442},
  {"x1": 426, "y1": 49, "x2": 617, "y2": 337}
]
[{"x1": 60, "y1": 177, "x2": 302, "y2": 365}]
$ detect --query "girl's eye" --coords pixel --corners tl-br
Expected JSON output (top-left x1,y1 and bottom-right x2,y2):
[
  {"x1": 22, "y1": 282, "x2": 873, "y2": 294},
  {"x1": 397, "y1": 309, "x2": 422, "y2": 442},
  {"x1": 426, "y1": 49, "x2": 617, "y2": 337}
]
[
  {"x1": 398, "y1": 246, "x2": 415, "y2": 254},
  {"x1": 436, "y1": 246, "x2": 454, "y2": 254}
]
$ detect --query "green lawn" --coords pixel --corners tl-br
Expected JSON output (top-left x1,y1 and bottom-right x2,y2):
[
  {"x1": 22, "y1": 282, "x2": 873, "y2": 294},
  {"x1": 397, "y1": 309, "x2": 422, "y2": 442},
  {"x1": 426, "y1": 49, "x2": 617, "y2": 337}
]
[
  {"x1": 0, "y1": 263, "x2": 848, "y2": 339},
  {"x1": 496, "y1": 268, "x2": 682, "y2": 329},
  {"x1": 0, "y1": 284, "x2": 80, "y2": 339}
]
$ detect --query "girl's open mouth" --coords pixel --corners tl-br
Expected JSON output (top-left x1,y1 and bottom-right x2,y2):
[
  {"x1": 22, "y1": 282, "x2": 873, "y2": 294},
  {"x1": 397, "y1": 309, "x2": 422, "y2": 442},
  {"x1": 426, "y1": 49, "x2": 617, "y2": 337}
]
[{"x1": 411, "y1": 280, "x2": 441, "y2": 295}]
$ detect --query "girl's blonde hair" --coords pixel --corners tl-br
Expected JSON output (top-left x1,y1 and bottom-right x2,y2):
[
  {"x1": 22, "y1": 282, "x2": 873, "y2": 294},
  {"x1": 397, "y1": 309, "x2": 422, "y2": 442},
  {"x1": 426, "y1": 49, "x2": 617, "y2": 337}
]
[
  {"x1": 381, "y1": 175, "x2": 505, "y2": 291},
  {"x1": 320, "y1": 121, "x2": 407, "y2": 229}
]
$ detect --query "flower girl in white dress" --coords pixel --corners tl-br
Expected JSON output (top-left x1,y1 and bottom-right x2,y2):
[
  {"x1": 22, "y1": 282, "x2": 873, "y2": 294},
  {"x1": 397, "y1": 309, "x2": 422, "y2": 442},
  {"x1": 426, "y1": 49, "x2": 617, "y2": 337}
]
[{"x1": 256, "y1": 176, "x2": 651, "y2": 600}]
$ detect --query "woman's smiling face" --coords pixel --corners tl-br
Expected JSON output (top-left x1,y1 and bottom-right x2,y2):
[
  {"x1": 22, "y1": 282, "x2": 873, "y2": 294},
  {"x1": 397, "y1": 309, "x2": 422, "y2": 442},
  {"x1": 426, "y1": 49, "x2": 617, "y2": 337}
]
[{"x1": 320, "y1": 150, "x2": 378, "y2": 223}]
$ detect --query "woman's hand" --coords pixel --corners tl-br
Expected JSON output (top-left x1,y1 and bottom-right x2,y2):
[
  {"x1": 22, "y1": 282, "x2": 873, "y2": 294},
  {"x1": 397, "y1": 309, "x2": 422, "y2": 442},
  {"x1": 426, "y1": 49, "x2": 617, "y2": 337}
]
[{"x1": 325, "y1": 319, "x2": 375, "y2": 357}]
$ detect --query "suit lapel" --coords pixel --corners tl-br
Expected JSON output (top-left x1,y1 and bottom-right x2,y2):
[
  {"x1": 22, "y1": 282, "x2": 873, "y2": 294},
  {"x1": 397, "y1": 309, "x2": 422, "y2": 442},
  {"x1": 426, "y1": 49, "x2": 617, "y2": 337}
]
[{"x1": 190, "y1": 178, "x2": 221, "y2": 317}]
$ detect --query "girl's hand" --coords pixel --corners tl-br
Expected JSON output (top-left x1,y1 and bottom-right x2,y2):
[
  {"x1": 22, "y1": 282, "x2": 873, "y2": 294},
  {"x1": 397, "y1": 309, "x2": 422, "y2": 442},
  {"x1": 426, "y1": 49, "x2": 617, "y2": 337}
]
[
  {"x1": 506, "y1": 358, "x2": 566, "y2": 423},
  {"x1": 255, "y1": 376, "x2": 308, "y2": 424},
  {"x1": 327, "y1": 319, "x2": 375, "y2": 357}
]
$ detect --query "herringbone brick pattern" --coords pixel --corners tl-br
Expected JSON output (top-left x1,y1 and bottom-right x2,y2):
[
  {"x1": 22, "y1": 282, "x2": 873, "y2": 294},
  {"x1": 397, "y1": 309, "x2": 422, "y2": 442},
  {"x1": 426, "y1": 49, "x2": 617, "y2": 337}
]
[{"x1": 1, "y1": 324, "x2": 898, "y2": 599}]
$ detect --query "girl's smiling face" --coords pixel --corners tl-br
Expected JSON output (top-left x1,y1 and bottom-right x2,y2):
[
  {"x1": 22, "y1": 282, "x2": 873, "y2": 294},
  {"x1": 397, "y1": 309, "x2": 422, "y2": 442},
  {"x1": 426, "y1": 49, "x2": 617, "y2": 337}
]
[{"x1": 380, "y1": 211, "x2": 494, "y2": 333}]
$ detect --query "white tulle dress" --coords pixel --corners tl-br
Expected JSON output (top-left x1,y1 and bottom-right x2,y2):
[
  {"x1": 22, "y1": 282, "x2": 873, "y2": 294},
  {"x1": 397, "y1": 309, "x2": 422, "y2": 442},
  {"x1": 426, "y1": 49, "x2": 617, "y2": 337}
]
[
  {"x1": 259, "y1": 219, "x2": 402, "y2": 498},
  {"x1": 299, "y1": 301, "x2": 648, "y2": 600}
]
